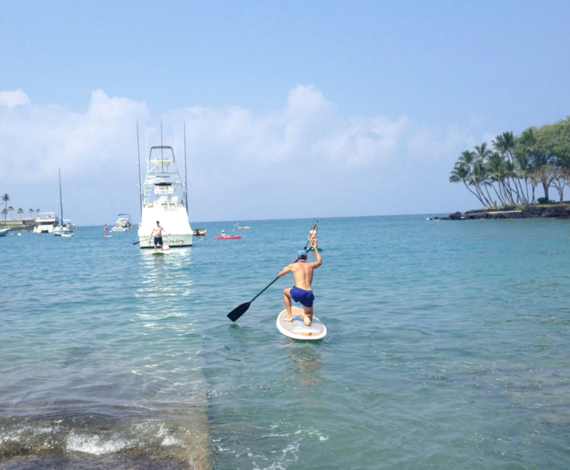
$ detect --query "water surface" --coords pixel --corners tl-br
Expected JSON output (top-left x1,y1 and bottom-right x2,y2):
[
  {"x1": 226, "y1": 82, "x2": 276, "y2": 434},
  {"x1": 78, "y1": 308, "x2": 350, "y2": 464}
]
[{"x1": 1, "y1": 217, "x2": 570, "y2": 469}]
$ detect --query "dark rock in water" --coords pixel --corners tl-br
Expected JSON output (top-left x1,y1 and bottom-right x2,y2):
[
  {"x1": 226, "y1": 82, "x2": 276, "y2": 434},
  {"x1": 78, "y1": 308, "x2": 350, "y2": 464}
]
[{"x1": 442, "y1": 204, "x2": 570, "y2": 221}]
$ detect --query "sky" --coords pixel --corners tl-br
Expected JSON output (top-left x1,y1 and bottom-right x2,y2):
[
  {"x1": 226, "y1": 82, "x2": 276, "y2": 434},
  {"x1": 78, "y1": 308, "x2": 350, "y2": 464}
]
[{"x1": 0, "y1": 0, "x2": 569, "y2": 225}]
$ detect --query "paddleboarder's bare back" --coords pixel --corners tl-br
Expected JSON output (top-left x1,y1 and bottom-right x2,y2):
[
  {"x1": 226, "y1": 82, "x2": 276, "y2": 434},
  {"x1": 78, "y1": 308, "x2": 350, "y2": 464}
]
[{"x1": 279, "y1": 239, "x2": 322, "y2": 325}]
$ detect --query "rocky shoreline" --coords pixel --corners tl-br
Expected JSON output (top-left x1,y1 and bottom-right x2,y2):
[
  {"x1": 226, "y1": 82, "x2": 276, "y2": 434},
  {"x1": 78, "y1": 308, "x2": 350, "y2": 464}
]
[{"x1": 430, "y1": 204, "x2": 570, "y2": 221}]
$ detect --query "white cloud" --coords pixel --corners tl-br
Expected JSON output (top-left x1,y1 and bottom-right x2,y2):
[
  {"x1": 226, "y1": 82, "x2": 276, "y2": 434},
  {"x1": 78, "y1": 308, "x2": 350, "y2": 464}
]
[
  {"x1": 0, "y1": 84, "x2": 497, "y2": 222},
  {"x1": 0, "y1": 89, "x2": 148, "y2": 181},
  {"x1": 0, "y1": 89, "x2": 30, "y2": 108}
]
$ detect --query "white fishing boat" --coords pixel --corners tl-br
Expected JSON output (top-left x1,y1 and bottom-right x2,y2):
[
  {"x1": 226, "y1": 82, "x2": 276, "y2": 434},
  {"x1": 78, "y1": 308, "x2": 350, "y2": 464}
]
[
  {"x1": 33, "y1": 213, "x2": 59, "y2": 233},
  {"x1": 0, "y1": 228, "x2": 9, "y2": 237},
  {"x1": 137, "y1": 142, "x2": 192, "y2": 249},
  {"x1": 111, "y1": 214, "x2": 132, "y2": 232}
]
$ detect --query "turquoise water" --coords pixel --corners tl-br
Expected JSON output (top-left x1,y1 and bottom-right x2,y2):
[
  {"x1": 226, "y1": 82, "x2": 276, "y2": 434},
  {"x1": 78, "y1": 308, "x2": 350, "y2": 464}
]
[{"x1": 1, "y1": 217, "x2": 570, "y2": 469}]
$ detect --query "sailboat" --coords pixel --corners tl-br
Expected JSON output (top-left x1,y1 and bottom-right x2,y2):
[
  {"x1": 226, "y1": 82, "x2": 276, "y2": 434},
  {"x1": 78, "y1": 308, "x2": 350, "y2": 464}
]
[
  {"x1": 136, "y1": 124, "x2": 192, "y2": 248},
  {"x1": 53, "y1": 169, "x2": 75, "y2": 237}
]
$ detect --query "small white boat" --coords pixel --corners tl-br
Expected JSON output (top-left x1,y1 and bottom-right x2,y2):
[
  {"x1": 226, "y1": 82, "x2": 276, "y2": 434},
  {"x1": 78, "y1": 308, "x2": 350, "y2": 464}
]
[
  {"x1": 111, "y1": 214, "x2": 132, "y2": 231},
  {"x1": 0, "y1": 228, "x2": 9, "y2": 237},
  {"x1": 33, "y1": 213, "x2": 59, "y2": 233},
  {"x1": 53, "y1": 170, "x2": 75, "y2": 237},
  {"x1": 61, "y1": 232, "x2": 74, "y2": 237}
]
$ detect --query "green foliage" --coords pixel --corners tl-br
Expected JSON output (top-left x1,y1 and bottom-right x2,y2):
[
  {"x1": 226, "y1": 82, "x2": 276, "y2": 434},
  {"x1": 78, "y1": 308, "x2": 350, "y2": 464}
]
[{"x1": 450, "y1": 115, "x2": 570, "y2": 208}]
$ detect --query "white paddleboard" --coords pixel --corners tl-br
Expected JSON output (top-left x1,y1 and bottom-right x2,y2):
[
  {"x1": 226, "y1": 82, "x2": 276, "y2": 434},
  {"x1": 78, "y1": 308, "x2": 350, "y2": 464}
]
[
  {"x1": 103, "y1": 235, "x2": 112, "y2": 238},
  {"x1": 276, "y1": 307, "x2": 327, "y2": 341}
]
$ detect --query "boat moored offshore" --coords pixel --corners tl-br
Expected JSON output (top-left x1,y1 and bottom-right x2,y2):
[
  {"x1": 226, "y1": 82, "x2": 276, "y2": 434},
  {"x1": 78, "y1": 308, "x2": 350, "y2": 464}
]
[
  {"x1": 112, "y1": 214, "x2": 132, "y2": 232},
  {"x1": 137, "y1": 144, "x2": 192, "y2": 249},
  {"x1": 33, "y1": 213, "x2": 60, "y2": 234}
]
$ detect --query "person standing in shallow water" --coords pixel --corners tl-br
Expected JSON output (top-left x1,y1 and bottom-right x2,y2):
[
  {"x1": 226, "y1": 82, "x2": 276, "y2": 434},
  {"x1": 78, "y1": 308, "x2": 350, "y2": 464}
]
[
  {"x1": 149, "y1": 221, "x2": 167, "y2": 250},
  {"x1": 279, "y1": 239, "x2": 322, "y2": 325}
]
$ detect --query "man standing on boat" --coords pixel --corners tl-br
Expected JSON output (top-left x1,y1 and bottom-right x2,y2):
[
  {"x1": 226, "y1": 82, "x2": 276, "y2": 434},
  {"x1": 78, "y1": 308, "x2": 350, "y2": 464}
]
[
  {"x1": 149, "y1": 221, "x2": 167, "y2": 250},
  {"x1": 279, "y1": 239, "x2": 322, "y2": 326}
]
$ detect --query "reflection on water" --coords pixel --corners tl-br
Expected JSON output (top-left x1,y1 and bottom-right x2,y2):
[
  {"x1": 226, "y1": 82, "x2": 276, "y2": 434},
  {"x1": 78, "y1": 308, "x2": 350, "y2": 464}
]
[
  {"x1": 283, "y1": 341, "x2": 323, "y2": 388},
  {"x1": 1, "y1": 231, "x2": 211, "y2": 469}
]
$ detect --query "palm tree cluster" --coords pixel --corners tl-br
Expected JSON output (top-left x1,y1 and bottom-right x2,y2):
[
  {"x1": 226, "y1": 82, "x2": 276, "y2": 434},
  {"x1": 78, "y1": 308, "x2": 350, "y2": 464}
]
[
  {"x1": 450, "y1": 117, "x2": 570, "y2": 207},
  {"x1": 1, "y1": 192, "x2": 41, "y2": 225}
]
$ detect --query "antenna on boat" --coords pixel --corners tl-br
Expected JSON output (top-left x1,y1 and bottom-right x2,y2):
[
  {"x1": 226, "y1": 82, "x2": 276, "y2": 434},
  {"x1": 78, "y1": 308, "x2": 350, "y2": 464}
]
[
  {"x1": 137, "y1": 122, "x2": 143, "y2": 219},
  {"x1": 58, "y1": 168, "x2": 64, "y2": 225},
  {"x1": 184, "y1": 121, "x2": 188, "y2": 210},
  {"x1": 160, "y1": 121, "x2": 163, "y2": 162},
  {"x1": 145, "y1": 127, "x2": 148, "y2": 162}
]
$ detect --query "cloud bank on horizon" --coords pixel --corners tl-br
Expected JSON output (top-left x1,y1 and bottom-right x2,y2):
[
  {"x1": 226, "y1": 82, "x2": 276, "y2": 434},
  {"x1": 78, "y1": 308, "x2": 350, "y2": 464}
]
[{"x1": 0, "y1": 85, "x2": 495, "y2": 224}]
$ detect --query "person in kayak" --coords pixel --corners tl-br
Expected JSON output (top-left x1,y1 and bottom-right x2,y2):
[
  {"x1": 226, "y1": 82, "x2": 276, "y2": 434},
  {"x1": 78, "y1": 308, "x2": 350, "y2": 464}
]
[
  {"x1": 279, "y1": 239, "x2": 322, "y2": 326},
  {"x1": 221, "y1": 230, "x2": 226, "y2": 237},
  {"x1": 149, "y1": 221, "x2": 167, "y2": 250}
]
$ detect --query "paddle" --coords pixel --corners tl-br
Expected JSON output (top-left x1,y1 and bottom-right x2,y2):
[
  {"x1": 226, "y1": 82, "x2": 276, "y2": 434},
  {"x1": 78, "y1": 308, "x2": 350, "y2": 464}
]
[{"x1": 227, "y1": 223, "x2": 318, "y2": 323}]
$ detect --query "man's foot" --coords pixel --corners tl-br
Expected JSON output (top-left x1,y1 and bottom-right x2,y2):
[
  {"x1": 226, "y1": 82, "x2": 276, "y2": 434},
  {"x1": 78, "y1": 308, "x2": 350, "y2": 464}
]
[
  {"x1": 302, "y1": 314, "x2": 312, "y2": 326},
  {"x1": 283, "y1": 315, "x2": 293, "y2": 322}
]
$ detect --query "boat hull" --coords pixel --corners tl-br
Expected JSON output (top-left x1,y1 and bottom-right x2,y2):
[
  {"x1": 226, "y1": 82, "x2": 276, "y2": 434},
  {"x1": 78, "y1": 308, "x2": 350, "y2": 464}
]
[{"x1": 138, "y1": 233, "x2": 193, "y2": 249}]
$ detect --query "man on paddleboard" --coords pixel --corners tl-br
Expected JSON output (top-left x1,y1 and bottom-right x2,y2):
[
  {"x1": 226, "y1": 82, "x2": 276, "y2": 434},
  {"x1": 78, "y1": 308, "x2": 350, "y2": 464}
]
[
  {"x1": 279, "y1": 239, "x2": 322, "y2": 325},
  {"x1": 149, "y1": 221, "x2": 167, "y2": 250}
]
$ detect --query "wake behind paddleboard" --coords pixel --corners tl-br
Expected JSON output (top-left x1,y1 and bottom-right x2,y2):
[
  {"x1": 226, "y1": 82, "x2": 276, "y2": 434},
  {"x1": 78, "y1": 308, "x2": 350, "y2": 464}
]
[{"x1": 276, "y1": 307, "x2": 327, "y2": 341}]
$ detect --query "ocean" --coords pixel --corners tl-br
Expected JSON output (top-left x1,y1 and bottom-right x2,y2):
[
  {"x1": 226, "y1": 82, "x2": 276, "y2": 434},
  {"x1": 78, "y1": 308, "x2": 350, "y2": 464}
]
[{"x1": 1, "y1": 216, "x2": 570, "y2": 469}]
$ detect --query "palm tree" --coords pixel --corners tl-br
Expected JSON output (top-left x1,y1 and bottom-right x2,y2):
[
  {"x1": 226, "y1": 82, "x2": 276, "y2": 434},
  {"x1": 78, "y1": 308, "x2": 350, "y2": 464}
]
[
  {"x1": 492, "y1": 133, "x2": 527, "y2": 204},
  {"x1": 1, "y1": 193, "x2": 9, "y2": 213},
  {"x1": 28, "y1": 209, "x2": 34, "y2": 218},
  {"x1": 450, "y1": 163, "x2": 486, "y2": 206},
  {"x1": 518, "y1": 127, "x2": 555, "y2": 202},
  {"x1": 17, "y1": 208, "x2": 23, "y2": 218},
  {"x1": 1, "y1": 208, "x2": 7, "y2": 224},
  {"x1": 486, "y1": 152, "x2": 509, "y2": 206},
  {"x1": 36, "y1": 209, "x2": 40, "y2": 216},
  {"x1": 7, "y1": 206, "x2": 14, "y2": 219}
]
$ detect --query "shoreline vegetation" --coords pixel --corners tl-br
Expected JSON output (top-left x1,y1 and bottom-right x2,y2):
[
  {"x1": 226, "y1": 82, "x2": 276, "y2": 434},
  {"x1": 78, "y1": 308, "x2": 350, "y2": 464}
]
[
  {"x1": 1, "y1": 193, "x2": 41, "y2": 231},
  {"x1": 442, "y1": 116, "x2": 570, "y2": 221}
]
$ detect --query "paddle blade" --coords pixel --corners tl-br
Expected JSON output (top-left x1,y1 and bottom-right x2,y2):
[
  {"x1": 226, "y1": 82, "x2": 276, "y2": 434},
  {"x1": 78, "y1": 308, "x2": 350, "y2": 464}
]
[{"x1": 227, "y1": 302, "x2": 251, "y2": 322}]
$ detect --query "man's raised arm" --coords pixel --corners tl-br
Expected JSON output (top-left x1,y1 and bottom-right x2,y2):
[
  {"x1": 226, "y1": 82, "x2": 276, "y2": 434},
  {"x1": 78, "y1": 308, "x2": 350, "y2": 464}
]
[{"x1": 311, "y1": 239, "x2": 322, "y2": 268}]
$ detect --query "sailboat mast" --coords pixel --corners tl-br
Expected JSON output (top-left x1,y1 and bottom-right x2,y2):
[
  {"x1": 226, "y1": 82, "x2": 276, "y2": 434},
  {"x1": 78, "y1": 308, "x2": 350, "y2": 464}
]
[
  {"x1": 184, "y1": 121, "x2": 188, "y2": 210},
  {"x1": 137, "y1": 122, "x2": 143, "y2": 219},
  {"x1": 58, "y1": 168, "x2": 64, "y2": 223}
]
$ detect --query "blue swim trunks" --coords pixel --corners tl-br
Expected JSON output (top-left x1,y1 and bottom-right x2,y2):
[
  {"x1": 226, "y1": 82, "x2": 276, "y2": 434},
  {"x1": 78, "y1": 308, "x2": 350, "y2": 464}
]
[{"x1": 290, "y1": 286, "x2": 315, "y2": 308}]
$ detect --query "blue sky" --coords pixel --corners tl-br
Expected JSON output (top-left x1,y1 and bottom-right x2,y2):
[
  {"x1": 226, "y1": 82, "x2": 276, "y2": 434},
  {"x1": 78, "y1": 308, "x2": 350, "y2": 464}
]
[{"x1": 1, "y1": 0, "x2": 569, "y2": 224}]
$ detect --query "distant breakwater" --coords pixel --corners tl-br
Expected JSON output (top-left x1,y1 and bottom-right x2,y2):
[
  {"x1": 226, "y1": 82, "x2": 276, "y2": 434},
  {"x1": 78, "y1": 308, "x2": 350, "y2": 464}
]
[{"x1": 431, "y1": 204, "x2": 570, "y2": 221}]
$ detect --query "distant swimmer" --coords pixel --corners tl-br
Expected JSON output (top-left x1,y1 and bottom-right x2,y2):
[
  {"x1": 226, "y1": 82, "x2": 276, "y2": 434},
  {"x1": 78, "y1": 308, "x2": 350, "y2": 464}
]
[
  {"x1": 308, "y1": 224, "x2": 318, "y2": 242},
  {"x1": 278, "y1": 239, "x2": 322, "y2": 325},
  {"x1": 104, "y1": 224, "x2": 109, "y2": 236},
  {"x1": 149, "y1": 221, "x2": 167, "y2": 250}
]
